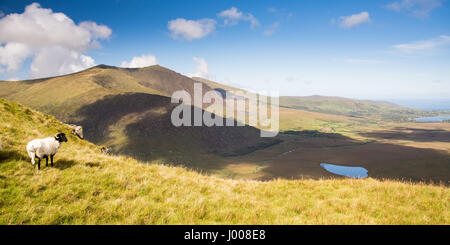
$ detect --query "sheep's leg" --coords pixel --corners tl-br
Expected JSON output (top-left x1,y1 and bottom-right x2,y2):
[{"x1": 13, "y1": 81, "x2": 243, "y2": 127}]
[
  {"x1": 50, "y1": 155, "x2": 54, "y2": 167},
  {"x1": 45, "y1": 156, "x2": 48, "y2": 167},
  {"x1": 28, "y1": 152, "x2": 35, "y2": 166},
  {"x1": 37, "y1": 158, "x2": 41, "y2": 170}
]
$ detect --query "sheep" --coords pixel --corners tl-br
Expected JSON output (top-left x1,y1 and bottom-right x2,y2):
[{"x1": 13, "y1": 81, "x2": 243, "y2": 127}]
[
  {"x1": 100, "y1": 146, "x2": 111, "y2": 155},
  {"x1": 26, "y1": 133, "x2": 68, "y2": 170},
  {"x1": 67, "y1": 124, "x2": 84, "y2": 139}
]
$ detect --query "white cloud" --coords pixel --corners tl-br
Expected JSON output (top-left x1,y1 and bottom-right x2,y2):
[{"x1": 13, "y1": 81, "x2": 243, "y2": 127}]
[
  {"x1": 121, "y1": 54, "x2": 158, "y2": 68},
  {"x1": 393, "y1": 35, "x2": 450, "y2": 54},
  {"x1": 167, "y1": 7, "x2": 259, "y2": 40},
  {"x1": 30, "y1": 47, "x2": 95, "y2": 78},
  {"x1": 190, "y1": 57, "x2": 213, "y2": 79},
  {"x1": 0, "y1": 3, "x2": 111, "y2": 78},
  {"x1": 168, "y1": 18, "x2": 216, "y2": 41},
  {"x1": 0, "y1": 42, "x2": 32, "y2": 72},
  {"x1": 6, "y1": 77, "x2": 19, "y2": 81},
  {"x1": 386, "y1": 0, "x2": 444, "y2": 17},
  {"x1": 218, "y1": 7, "x2": 243, "y2": 21},
  {"x1": 336, "y1": 12, "x2": 371, "y2": 28},
  {"x1": 217, "y1": 7, "x2": 260, "y2": 29},
  {"x1": 79, "y1": 21, "x2": 112, "y2": 40}
]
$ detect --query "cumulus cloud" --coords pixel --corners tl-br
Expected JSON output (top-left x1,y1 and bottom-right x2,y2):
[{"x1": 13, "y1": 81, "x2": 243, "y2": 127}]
[
  {"x1": 0, "y1": 42, "x2": 32, "y2": 73},
  {"x1": 30, "y1": 46, "x2": 95, "y2": 78},
  {"x1": 0, "y1": 3, "x2": 111, "y2": 78},
  {"x1": 218, "y1": 7, "x2": 243, "y2": 22},
  {"x1": 190, "y1": 57, "x2": 213, "y2": 79},
  {"x1": 168, "y1": 18, "x2": 216, "y2": 41},
  {"x1": 167, "y1": 7, "x2": 260, "y2": 40},
  {"x1": 121, "y1": 54, "x2": 158, "y2": 68},
  {"x1": 393, "y1": 35, "x2": 450, "y2": 54},
  {"x1": 335, "y1": 12, "x2": 371, "y2": 28},
  {"x1": 217, "y1": 7, "x2": 259, "y2": 29},
  {"x1": 386, "y1": 0, "x2": 444, "y2": 17}
]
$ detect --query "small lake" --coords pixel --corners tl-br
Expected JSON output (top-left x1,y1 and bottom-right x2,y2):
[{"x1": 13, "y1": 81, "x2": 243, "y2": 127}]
[
  {"x1": 320, "y1": 163, "x2": 368, "y2": 179},
  {"x1": 415, "y1": 115, "x2": 450, "y2": 122}
]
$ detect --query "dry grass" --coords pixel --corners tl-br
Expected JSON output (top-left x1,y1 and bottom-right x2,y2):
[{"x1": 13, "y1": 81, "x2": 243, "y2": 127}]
[{"x1": 0, "y1": 99, "x2": 449, "y2": 224}]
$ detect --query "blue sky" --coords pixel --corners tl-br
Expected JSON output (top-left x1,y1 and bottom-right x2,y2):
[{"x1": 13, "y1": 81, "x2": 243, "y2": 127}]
[{"x1": 0, "y1": 0, "x2": 449, "y2": 101}]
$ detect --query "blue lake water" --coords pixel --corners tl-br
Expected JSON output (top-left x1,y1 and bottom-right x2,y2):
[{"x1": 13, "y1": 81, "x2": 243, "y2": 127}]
[
  {"x1": 415, "y1": 115, "x2": 450, "y2": 122},
  {"x1": 320, "y1": 163, "x2": 368, "y2": 179}
]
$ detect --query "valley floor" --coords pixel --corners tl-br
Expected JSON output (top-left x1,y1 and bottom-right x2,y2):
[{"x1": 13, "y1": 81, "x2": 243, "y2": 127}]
[{"x1": 195, "y1": 107, "x2": 450, "y2": 184}]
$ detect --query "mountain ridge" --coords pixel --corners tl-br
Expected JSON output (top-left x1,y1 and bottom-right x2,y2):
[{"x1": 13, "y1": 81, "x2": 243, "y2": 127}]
[{"x1": 0, "y1": 65, "x2": 280, "y2": 165}]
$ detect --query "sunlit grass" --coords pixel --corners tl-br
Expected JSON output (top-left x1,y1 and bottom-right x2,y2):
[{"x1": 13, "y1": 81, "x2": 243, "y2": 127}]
[{"x1": 0, "y1": 98, "x2": 448, "y2": 224}]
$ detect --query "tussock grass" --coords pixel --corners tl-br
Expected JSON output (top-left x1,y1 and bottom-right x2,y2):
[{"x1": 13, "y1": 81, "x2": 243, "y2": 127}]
[{"x1": 0, "y1": 99, "x2": 448, "y2": 224}]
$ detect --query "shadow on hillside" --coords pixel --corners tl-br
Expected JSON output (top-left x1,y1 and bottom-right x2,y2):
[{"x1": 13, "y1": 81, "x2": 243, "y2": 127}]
[
  {"x1": 0, "y1": 150, "x2": 28, "y2": 163},
  {"x1": 53, "y1": 159, "x2": 77, "y2": 170},
  {"x1": 361, "y1": 127, "x2": 450, "y2": 143},
  {"x1": 257, "y1": 130, "x2": 450, "y2": 185},
  {"x1": 74, "y1": 93, "x2": 282, "y2": 163},
  {"x1": 0, "y1": 150, "x2": 79, "y2": 171},
  {"x1": 72, "y1": 94, "x2": 450, "y2": 185},
  {"x1": 85, "y1": 162, "x2": 101, "y2": 168}
]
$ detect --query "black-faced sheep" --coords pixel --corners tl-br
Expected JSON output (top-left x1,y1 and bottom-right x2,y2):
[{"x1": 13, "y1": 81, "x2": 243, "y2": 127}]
[{"x1": 26, "y1": 133, "x2": 68, "y2": 170}]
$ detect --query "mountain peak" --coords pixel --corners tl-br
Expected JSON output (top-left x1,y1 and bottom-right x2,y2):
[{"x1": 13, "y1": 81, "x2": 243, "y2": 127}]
[
  {"x1": 92, "y1": 64, "x2": 174, "y2": 72},
  {"x1": 92, "y1": 64, "x2": 120, "y2": 70}
]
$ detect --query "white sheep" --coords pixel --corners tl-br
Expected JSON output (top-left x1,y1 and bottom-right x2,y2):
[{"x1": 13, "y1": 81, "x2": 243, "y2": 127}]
[
  {"x1": 67, "y1": 124, "x2": 84, "y2": 139},
  {"x1": 26, "y1": 133, "x2": 68, "y2": 170}
]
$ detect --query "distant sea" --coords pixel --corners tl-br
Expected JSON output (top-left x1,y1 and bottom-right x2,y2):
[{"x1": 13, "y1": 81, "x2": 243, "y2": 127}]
[{"x1": 388, "y1": 99, "x2": 450, "y2": 111}]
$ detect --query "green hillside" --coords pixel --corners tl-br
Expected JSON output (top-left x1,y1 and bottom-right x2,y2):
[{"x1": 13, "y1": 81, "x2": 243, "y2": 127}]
[
  {"x1": 279, "y1": 96, "x2": 434, "y2": 121},
  {"x1": 0, "y1": 64, "x2": 216, "y2": 121},
  {"x1": 73, "y1": 92, "x2": 280, "y2": 163},
  {"x1": 0, "y1": 98, "x2": 448, "y2": 224},
  {"x1": 0, "y1": 65, "x2": 279, "y2": 165}
]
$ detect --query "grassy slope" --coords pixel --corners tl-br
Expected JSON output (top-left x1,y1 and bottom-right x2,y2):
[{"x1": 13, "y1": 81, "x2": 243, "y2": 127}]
[
  {"x1": 0, "y1": 66, "x2": 278, "y2": 163},
  {"x1": 0, "y1": 66, "x2": 162, "y2": 121},
  {"x1": 73, "y1": 93, "x2": 280, "y2": 163},
  {"x1": 0, "y1": 99, "x2": 448, "y2": 224},
  {"x1": 279, "y1": 96, "x2": 434, "y2": 121}
]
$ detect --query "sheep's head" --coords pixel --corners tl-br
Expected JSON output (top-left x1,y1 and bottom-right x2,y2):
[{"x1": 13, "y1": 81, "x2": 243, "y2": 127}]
[
  {"x1": 55, "y1": 133, "x2": 68, "y2": 143},
  {"x1": 72, "y1": 126, "x2": 84, "y2": 139}
]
